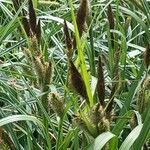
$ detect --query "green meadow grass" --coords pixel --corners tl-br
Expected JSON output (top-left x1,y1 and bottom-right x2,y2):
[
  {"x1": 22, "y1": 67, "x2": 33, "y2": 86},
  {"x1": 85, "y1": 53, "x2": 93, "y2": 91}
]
[{"x1": 0, "y1": 0, "x2": 149, "y2": 149}]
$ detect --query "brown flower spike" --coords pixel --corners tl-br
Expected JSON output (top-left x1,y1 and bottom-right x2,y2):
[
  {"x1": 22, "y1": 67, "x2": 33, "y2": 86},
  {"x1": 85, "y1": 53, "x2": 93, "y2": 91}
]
[
  {"x1": 107, "y1": 4, "x2": 115, "y2": 30},
  {"x1": 76, "y1": 0, "x2": 89, "y2": 36},
  {"x1": 107, "y1": 4, "x2": 115, "y2": 48},
  {"x1": 63, "y1": 20, "x2": 73, "y2": 58},
  {"x1": 29, "y1": 0, "x2": 37, "y2": 34},
  {"x1": 97, "y1": 56, "x2": 105, "y2": 106},
  {"x1": 73, "y1": 0, "x2": 89, "y2": 48},
  {"x1": 22, "y1": 17, "x2": 31, "y2": 37},
  {"x1": 36, "y1": 19, "x2": 41, "y2": 43},
  {"x1": 68, "y1": 60, "x2": 88, "y2": 101},
  {"x1": 12, "y1": 0, "x2": 41, "y2": 41},
  {"x1": 64, "y1": 20, "x2": 72, "y2": 51},
  {"x1": 144, "y1": 43, "x2": 150, "y2": 69}
]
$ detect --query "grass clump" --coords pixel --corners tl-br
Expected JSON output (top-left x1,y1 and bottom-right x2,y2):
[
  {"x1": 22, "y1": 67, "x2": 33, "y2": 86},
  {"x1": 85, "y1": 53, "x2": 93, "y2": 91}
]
[{"x1": 0, "y1": 0, "x2": 150, "y2": 149}]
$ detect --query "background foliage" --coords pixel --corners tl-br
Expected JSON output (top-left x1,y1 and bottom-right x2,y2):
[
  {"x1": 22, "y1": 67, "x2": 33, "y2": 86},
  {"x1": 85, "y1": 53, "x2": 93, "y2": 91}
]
[{"x1": 0, "y1": 0, "x2": 150, "y2": 149}]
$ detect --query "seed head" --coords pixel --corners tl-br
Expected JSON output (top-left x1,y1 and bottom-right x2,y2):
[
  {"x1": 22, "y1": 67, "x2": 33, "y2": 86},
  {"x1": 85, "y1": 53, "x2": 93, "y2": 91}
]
[
  {"x1": 138, "y1": 76, "x2": 150, "y2": 113},
  {"x1": 89, "y1": 103, "x2": 105, "y2": 125},
  {"x1": 98, "y1": 118, "x2": 110, "y2": 133},
  {"x1": 63, "y1": 20, "x2": 73, "y2": 57},
  {"x1": 33, "y1": 56, "x2": 45, "y2": 87},
  {"x1": 48, "y1": 93, "x2": 64, "y2": 117},
  {"x1": 107, "y1": 4, "x2": 114, "y2": 29},
  {"x1": 76, "y1": 0, "x2": 88, "y2": 36},
  {"x1": 73, "y1": 0, "x2": 90, "y2": 48},
  {"x1": 36, "y1": 19, "x2": 41, "y2": 43},
  {"x1": 73, "y1": 115, "x2": 89, "y2": 132},
  {"x1": 68, "y1": 60, "x2": 88, "y2": 101},
  {"x1": 137, "y1": 89, "x2": 145, "y2": 113},
  {"x1": 44, "y1": 62, "x2": 53, "y2": 85},
  {"x1": 107, "y1": 4, "x2": 115, "y2": 48},
  {"x1": 29, "y1": 0, "x2": 37, "y2": 35},
  {"x1": 30, "y1": 35, "x2": 39, "y2": 54},
  {"x1": 22, "y1": 17, "x2": 31, "y2": 37},
  {"x1": 22, "y1": 47, "x2": 33, "y2": 62},
  {"x1": 97, "y1": 56, "x2": 105, "y2": 106},
  {"x1": 144, "y1": 43, "x2": 150, "y2": 69}
]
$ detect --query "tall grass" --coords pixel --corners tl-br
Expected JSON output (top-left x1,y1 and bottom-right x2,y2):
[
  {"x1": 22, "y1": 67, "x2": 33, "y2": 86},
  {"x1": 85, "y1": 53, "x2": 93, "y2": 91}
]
[{"x1": 0, "y1": 0, "x2": 150, "y2": 149}]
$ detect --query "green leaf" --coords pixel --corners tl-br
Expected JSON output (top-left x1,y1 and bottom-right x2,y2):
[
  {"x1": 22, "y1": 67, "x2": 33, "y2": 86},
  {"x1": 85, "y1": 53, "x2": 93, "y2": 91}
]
[
  {"x1": 69, "y1": 0, "x2": 93, "y2": 106},
  {"x1": 119, "y1": 124, "x2": 143, "y2": 150},
  {"x1": 91, "y1": 76, "x2": 98, "y2": 97},
  {"x1": 0, "y1": 115, "x2": 44, "y2": 128},
  {"x1": 119, "y1": 6, "x2": 150, "y2": 41},
  {"x1": 0, "y1": 0, "x2": 28, "y2": 43},
  {"x1": 112, "y1": 111, "x2": 134, "y2": 136},
  {"x1": 133, "y1": 102, "x2": 150, "y2": 149},
  {"x1": 89, "y1": 132, "x2": 117, "y2": 150}
]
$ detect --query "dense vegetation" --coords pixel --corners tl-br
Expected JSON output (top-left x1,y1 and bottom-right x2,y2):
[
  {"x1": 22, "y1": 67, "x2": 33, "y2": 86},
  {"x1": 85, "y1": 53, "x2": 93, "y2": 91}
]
[{"x1": 0, "y1": 0, "x2": 150, "y2": 149}]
